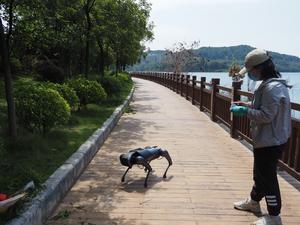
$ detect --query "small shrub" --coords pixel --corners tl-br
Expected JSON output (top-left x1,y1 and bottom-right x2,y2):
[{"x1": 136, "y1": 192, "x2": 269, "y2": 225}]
[
  {"x1": 67, "y1": 77, "x2": 107, "y2": 108},
  {"x1": 45, "y1": 82, "x2": 80, "y2": 111},
  {"x1": 100, "y1": 75, "x2": 122, "y2": 97},
  {"x1": 34, "y1": 59, "x2": 65, "y2": 83},
  {"x1": 10, "y1": 57, "x2": 22, "y2": 75},
  {"x1": 116, "y1": 72, "x2": 132, "y2": 84},
  {"x1": 15, "y1": 84, "x2": 71, "y2": 133}
]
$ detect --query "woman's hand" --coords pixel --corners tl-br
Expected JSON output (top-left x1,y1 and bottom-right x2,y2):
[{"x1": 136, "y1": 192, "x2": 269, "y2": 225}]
[{"x1": 230, "y1": 104, "x2": 248, "y2": 116}]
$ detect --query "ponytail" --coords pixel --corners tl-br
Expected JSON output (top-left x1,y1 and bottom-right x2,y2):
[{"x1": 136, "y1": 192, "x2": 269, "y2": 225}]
[{"x1": 254, "y1": 58, "x2": 281, "y2": 80}]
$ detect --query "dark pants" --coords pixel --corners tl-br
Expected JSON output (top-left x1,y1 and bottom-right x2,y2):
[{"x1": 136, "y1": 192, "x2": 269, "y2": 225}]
[{"x1": 250, "y1": 144, "x2": 285, "y2": 216}]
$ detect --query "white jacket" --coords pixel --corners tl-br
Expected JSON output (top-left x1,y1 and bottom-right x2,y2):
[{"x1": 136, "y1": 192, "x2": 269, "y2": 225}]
[{"x1": 247, "y1": 78, "x2": 292, "y2": 149}]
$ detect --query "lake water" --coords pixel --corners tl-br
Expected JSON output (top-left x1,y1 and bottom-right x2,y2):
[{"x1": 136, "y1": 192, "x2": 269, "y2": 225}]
[
  {"x1": 189, "y1": 72, "x2": 300, "y2": 119},
  {"x1": 189, "y1": 72, "x2": 300, "y2": 104}
]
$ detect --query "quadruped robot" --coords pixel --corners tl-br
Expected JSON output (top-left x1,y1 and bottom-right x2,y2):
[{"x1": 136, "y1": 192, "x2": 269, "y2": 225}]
[{"x1": 119, "y1": 146, "x2": 173, "y2": 187}]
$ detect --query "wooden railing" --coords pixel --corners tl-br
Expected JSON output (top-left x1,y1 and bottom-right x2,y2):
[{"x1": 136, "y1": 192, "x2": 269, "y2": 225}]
[{"x1": 131, "y1": 72, "x2": 300, "y2": 181}]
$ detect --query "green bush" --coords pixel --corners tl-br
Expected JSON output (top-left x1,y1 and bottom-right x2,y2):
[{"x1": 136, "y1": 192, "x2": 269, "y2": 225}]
[
  {"x1": 15, "y1": 79, "x2": 80, "y2": 111},
  {"x1": 34, "y1": 60, "x2": 65, "y2": 83},
  {"x1": 45, "y1": 82, "x2": 79, "y2": 111},
  {"x1": 67, "y1": 77, "x2": 107, "y2": 108},
  {"x1": 100, "y1": 75, "x2": 122, "y2": 97},
  {"x1": 14, "y1": 84, "x2": 71, "y2": 133},
  {"x1": 116, "y1": 72, "x2": 132, "y2": 84},
  {"x1": 10, "y1": 57, "x2": 22, "y2": 75},
  {"x1": 14, "y1": 77, "x2": 40, "y2": 90}
]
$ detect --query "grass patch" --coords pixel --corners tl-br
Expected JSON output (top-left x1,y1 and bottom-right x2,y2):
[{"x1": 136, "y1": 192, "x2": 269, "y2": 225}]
[
  {"x1": 124, "y1": 105, "x2": 136, "y2": 114},
  {"x1": 52, "y1": 210, "x2": 71, "y2": 221},
  {"x1": 0, "y1": 103, "x2": 116, "y2": 193},
  {"x1": 0, "y1": 73, "x2": 133, "y2": 223}
]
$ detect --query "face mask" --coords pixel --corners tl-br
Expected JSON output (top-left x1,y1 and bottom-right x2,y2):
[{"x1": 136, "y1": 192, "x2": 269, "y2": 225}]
[{"x1": 248, "y1": 72, "x2": 260, "y2": 81}]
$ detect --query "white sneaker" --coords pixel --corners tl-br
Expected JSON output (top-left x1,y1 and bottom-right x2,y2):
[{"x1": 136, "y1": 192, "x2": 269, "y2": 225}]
[
  {"x1": 251, "y1": 215, "x2": 282, "y2": 225},
  {"x1": 234, "y1": 197, "x2": 261, "y2": 213}
]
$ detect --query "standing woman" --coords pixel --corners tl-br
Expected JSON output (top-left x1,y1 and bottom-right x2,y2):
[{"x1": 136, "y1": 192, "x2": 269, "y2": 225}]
[{"x1": 230, "y1": 49, "x2": 292, "y2": 225}]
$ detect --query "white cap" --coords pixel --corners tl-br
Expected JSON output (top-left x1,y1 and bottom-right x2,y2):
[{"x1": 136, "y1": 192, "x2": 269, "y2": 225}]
[{"x1": 239, "y1": 49, "x2": 270, "y2": 75}]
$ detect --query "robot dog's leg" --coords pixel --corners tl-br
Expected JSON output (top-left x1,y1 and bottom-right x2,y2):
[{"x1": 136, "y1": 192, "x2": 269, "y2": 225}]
[
  {"x1": 136, "y1": 156, "x2": 152, "y2": 188},
  {"x1": 161, "y1": 150, "x2": 173, "y2": 178},
  {"x1": 144, "y1": 170, "x2": 151, "y2": 188},
  {"x1": 121, "y1": 167, "x2": 131, "y2": 182}
]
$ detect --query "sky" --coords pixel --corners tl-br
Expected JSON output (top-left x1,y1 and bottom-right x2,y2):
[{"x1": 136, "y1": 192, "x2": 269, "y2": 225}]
[{"x1": 145, "y1": 0, "x2": 300, "y2": 57}]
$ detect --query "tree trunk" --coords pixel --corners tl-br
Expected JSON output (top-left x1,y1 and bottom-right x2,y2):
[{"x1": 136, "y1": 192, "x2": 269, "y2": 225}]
[
  {"x1": 7, "y1": 0, "x2": 14, "y2": 50},
  {"x1": 84, "y1": 0, "x2": 95, "y2": 78},
  {"x1": 115, "y1": 59, "x2": 119, "y2": 75},
  {"x1": 0, "y1": 18, "x2": 17, "y2": 138},
  {"x1": 79, "y1": 39, "x2": 84, "y2": 74},
  {"x1": 85, "y1": 18, "x2": 90, "y2": 77},
  {"x1": 66, "y1": 53, "x2": 71, "y2": 78},
  {"x1": 97, "y1": 39, "x2": 105, "y2": 78}
]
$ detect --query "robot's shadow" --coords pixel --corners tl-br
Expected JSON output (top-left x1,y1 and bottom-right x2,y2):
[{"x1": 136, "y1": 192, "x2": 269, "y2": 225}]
[{"x1": 121, "y1": 174, "x2": 174, "y2": 193}]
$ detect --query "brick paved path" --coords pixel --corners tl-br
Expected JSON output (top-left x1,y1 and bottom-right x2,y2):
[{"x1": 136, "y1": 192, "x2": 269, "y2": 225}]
[{"x1": 47, "y1": 78, "x2": 300, "y2": 225}]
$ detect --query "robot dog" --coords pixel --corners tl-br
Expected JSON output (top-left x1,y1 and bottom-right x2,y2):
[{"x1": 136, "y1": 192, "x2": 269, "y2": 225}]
[{"x1": 119, "y1": 146, "x2": 172, "y2": 187}]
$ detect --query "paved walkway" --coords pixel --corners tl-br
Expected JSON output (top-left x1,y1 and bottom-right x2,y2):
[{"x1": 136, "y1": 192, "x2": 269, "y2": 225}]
[{"x1": 47, "y1": 78, "x2": 300, "y2": 225}]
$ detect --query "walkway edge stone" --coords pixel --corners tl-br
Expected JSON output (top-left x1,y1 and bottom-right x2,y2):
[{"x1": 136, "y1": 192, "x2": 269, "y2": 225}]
[{"x1": 6, "y1": 87, "x2": 135, "y2": 225}]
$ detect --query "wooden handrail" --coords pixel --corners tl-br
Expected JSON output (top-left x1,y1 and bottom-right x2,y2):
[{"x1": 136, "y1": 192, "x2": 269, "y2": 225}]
[
  {"x1": 292, "y1": 102, "x2": 300, "y2": 111},
  {"x1": 204, "y1": 82, "x2": 212, "y2": 87},
  {"x1": 203, "y1": 88, "x2": 212, "y2": 94},
  {"x1": 237, "y1": 90, "x2": 253, "y2": 98},
  {"x1": 216, "y1": 93, "x2": 231, "y2": 102},
  {"x1": 217, "y1": 85, "x2": 232, "y2": 93}
]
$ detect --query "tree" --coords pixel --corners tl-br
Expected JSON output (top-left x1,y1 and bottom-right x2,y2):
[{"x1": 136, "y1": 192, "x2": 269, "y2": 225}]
[
  {"x1": 1, "y1": 0, "x2": 153, "y2": 80},
  {"x1": 228, "y1": 60, "x2": 243, "y2": 82},
  {"x1": 165, "y1": 41, "x2": 201, "y2": 73},
  {"x1": 83, "y1": 0, "x2": 96, "y2": 77},
  {"x1": 0, "y1": 16, "x2": 17, "y2": 138},
  {"x1": 97, "y1": 0, "x2": 153, "y2": 74},
  {"x1": 4, "y1": 0, "x2": 84, "y2": 78}
]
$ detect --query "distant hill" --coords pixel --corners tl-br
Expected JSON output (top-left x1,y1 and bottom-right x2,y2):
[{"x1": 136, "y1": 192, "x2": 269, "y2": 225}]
[{"x1": 129, "y1": 45, "x2": 300, "y2": 72}]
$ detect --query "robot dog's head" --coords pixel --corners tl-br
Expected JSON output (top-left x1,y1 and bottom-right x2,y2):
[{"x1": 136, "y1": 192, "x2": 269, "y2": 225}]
[{"x1": 119, "y1": 151, "x2": 136, "y2": 168}]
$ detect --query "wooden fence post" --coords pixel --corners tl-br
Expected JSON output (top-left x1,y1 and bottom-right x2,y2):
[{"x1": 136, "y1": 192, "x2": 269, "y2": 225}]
[
  {"x1": 230, "y1": 81, "x2": 242, "y2": 138},
  {"x1": 158, "y1": 73, "x2": 160, "y2": 84},
  {"x1": 186, "y1": 75, "x2": 190, "y2": 100},
  {"x1": 210, "y1": 78, "x2": 220, "y2": 122},
  {"x1": 173, "y1": 73, "x2": 175, "y2": 90},
  {"x1": 167, "y1": 73, "x2": 169, "y2": 88},
  {"x1": 176, "y1": 74, "x2": 179, "y2": 94},
  {"x1": 192, "y1": 76, "x2": 196, "y2": 105},
  {"x1": 166, "y1": 73, "x2": 169, "y2": 88},
  {"x1": 160, "y1": 73, "x2": 162, "y2": 84},
  {"x1": 180, "y1": 74, "x2": 184, "y2": 96},
  {"x1": 199, "y1": 77, "x2": 206, "y2": 111}
]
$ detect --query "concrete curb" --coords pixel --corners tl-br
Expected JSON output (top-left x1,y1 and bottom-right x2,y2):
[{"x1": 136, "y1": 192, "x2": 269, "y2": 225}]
[{"x1": 6, "y1": 87, "x2": 135, "y2": 225}]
